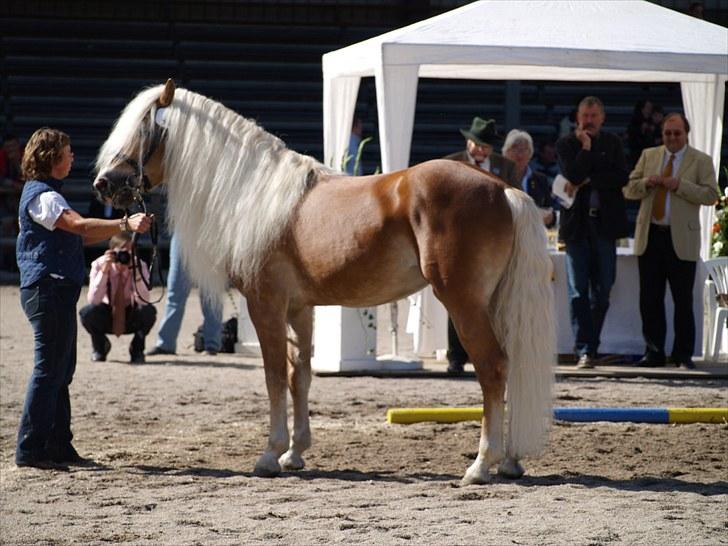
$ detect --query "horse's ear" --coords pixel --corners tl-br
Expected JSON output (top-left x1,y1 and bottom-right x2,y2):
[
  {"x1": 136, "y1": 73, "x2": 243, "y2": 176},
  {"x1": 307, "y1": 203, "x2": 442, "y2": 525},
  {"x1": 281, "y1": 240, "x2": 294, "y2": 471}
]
[{"x1": 158, "y1": 79, "x2": 176, "y2": 107}]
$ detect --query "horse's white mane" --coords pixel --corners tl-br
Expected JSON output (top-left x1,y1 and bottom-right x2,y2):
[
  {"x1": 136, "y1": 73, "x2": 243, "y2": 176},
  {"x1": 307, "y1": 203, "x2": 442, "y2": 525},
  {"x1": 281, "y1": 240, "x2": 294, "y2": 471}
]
[{"x1": 97, "y1": 84, "x2": 328, "y2": 302}]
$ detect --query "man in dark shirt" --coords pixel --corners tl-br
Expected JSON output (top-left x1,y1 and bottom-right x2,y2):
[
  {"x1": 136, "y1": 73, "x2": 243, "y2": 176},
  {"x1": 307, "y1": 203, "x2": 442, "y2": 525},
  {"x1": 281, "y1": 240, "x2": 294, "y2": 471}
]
[{"x1": 556, "y1": 96, "x2": 629, "y2": 368}]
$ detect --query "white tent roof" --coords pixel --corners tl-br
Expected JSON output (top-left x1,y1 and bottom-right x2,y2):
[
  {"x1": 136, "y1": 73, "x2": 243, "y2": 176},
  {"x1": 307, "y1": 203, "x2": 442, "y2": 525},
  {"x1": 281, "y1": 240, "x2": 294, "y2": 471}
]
[
  {"x1": 322, "y1": 0, "x2": 728, "y2": 258},
  {"x1": 324, "y1": 0, "x2": 727, "y2": 81}
]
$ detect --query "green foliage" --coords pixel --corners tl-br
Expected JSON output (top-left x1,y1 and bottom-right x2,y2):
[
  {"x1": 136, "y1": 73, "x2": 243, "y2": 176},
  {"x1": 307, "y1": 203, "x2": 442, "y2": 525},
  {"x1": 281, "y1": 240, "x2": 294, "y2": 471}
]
[
  {"x1": 711, "y1": 167, "x2": 728, "y2": 257},
  {"x1": 341, "y1": 136, "x2": 373, "y2": 175}
]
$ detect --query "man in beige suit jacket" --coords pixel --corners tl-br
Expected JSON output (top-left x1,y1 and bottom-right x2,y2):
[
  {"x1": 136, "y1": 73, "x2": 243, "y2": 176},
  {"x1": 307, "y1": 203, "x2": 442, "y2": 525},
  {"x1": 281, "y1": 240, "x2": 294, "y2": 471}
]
[{"x1": 623, "y1": 112, "x2": 719, "y2": 369}]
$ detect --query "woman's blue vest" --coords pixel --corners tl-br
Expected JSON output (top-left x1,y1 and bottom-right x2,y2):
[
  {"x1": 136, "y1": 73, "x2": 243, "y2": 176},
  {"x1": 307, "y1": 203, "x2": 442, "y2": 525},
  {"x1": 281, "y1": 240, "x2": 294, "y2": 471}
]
[{"x1": 16, "y1": 179, "x2": 85, "y2": 288}]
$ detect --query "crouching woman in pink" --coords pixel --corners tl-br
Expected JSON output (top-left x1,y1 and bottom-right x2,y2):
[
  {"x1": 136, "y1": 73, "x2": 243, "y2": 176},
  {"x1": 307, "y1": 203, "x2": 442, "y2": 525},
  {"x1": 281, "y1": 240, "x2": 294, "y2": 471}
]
[{"x1": 79, "y1": 231, "x2": 157, "y2": 364}]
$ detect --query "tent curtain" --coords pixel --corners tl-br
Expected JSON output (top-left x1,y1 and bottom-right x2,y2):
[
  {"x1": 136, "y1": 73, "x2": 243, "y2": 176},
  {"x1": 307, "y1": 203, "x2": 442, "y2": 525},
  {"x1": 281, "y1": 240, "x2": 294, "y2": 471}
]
[
  {"x1": 323, "y1": 75, "x2": 361, "y2": 171},
  {"x1": 374, "y1": 63, "x2": 419, "y2": 172},
  {"x1": 681, "y1": 77, "x2": 727, "y2": 258},
  {"x1": 681, "y1": 77, "x2": 726, "y2": 165}
]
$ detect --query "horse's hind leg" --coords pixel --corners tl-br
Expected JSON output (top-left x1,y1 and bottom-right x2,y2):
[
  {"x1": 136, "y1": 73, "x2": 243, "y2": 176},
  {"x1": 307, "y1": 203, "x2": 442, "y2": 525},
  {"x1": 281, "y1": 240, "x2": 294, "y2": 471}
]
[
  {"x1": 279, "y1": 305, "x2": 313, "y2": 471},
  {"x1": 452, "y1": 311, "x2": 508, "y2": 485},
  {"x1": 246, "y1": 292, "x2": 290, "y2": 477}
]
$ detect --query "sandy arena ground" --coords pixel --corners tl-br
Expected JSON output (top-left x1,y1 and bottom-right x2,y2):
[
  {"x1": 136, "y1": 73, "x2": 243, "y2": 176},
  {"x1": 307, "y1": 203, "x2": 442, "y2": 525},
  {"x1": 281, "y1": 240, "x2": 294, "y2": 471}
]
[{"x1": 1, "y1": 285, "x2": 726, "y2": 545}]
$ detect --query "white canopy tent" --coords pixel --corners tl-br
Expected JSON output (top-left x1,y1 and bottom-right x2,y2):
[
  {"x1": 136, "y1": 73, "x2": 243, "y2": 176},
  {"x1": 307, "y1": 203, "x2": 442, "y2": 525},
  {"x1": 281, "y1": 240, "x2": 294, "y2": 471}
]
[
  {"x1": 311, "y1": 0, "x2": 728, "y2": 369},
  {"x1": 323, "y1": 0, "x2": 728, "y2": 259}
]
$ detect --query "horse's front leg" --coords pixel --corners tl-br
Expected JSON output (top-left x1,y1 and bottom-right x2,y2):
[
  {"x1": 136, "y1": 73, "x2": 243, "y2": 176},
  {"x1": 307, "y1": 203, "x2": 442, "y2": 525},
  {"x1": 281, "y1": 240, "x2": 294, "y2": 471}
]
[
  {"x1": 246, "y1": 293, "x2": 290, "y2": 477},
  {"x1": 279, "y1": 305, "x2": 313, "y2": 471}
]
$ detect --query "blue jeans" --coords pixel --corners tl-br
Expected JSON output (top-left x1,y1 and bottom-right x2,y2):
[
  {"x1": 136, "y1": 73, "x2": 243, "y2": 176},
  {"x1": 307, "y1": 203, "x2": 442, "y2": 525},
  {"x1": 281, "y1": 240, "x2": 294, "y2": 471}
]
[
  {"x1": 16, "y1": 277, "x2": 81, "y2": 464},
  {"x1": 155, "y1": 234, "x2": 222, "y2": 352},
  {"x1": 564, "y1": 219, "x2": 617, "y2": 357}
]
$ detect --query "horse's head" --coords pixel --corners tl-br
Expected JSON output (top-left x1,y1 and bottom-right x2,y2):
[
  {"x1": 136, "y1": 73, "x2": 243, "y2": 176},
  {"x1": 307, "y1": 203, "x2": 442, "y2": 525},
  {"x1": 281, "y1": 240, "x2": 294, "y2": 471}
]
[{"x1": 93, "y1": 79, "x2": 176, "y2": 209}]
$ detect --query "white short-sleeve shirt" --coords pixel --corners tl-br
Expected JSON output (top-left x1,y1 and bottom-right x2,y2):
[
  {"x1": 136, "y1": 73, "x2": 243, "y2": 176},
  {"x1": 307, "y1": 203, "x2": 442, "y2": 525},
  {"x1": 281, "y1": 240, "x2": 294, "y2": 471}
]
[{"x1": 27, "y1": 191, "x2": 70, "y2": 230}]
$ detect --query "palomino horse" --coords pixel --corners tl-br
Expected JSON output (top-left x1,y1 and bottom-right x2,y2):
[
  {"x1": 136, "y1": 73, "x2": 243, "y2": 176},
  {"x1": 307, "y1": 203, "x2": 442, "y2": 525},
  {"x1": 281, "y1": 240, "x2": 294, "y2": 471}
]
[{"x1": 93, "y1": 80, "x2": 555, "y2": 485}]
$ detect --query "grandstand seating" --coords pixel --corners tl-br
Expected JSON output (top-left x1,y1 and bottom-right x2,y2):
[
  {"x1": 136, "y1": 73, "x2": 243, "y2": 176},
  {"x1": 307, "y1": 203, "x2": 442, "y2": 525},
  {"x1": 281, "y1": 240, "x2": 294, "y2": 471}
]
[{"x1": 1, "y1": 1, "x2": 725, "y2": 275}]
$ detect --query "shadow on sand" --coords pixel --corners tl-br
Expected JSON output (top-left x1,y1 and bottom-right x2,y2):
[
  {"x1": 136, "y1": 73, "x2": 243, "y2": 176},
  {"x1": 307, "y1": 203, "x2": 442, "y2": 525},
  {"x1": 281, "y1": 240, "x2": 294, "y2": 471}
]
[{"x1": 122, "y1": 464, "x2": 727, "y2": 496}]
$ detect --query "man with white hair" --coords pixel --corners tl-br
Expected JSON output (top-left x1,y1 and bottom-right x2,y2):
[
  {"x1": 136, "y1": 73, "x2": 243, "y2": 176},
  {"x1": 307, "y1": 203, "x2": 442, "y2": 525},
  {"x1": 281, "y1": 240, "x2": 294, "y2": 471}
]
[{"x1": 502, "y1": 129, "x2": 556, "y2": 227}]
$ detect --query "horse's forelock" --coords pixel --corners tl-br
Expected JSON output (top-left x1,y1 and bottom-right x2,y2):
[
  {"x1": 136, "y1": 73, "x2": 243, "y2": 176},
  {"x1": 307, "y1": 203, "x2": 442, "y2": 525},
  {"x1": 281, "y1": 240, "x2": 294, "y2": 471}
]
[{"x1": 95, "y1": 84, "x2": 165, "y2": 173}]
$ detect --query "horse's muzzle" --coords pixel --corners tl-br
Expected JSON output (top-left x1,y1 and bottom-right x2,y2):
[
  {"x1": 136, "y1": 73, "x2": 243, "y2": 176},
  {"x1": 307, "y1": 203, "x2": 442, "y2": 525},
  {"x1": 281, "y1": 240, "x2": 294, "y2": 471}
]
[
  {"x1": 93, "y1": 174, "x2": 136, "y2": 210},
  {"x1": 93, "y1": 176, "x2": 109, "y2": 194}
]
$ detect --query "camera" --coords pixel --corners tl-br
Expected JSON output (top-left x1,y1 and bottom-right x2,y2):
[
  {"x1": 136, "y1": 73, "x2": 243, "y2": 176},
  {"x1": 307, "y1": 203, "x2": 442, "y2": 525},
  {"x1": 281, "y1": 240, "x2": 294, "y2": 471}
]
[{"x1": 113, "y1": 250, "x2": 131, "y2": 265}]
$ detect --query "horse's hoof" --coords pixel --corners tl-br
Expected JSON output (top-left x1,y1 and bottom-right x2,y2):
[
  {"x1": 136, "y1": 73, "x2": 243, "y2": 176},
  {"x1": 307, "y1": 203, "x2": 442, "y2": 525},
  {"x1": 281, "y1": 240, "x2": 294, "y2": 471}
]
[
  {"x1": 279, "y1": 450, "x2": 305, "y2": 471},
  {"x1": 497, "y1": 458, "x2": 525, "y2": 479},
  {"x1": 461, "y1": 462, "x2": 492, "y2": 486},
  {"x1": 253, "y1": 454, "x2": 281, "y2": 477}
]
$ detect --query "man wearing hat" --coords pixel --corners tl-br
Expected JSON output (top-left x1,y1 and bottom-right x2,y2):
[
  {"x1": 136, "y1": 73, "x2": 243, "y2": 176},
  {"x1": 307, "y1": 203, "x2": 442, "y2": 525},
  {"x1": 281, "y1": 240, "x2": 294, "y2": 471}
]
[
  {"x1": 445, "y1": 116, "x2": 518, "y2": 188},
  {"x1": 443, "y1": 116, "x2": 518, "y2": 375}
]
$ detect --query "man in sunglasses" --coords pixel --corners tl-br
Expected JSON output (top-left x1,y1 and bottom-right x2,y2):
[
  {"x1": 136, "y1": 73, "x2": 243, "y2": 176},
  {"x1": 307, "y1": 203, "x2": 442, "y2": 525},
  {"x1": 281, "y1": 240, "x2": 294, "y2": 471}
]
[{"x1": 624, "y1": 113, "x2": 719, "y2": 369}]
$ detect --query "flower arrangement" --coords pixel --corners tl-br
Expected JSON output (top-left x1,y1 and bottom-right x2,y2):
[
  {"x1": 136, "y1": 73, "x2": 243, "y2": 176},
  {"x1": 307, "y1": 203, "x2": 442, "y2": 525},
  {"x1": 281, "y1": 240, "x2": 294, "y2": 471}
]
[{"x1": 711, "y1": 168, "x2": 728, "y2": 257}]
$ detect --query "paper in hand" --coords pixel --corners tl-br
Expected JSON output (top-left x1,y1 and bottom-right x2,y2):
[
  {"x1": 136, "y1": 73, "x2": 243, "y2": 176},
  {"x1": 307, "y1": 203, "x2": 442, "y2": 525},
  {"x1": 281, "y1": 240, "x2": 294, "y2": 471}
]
[{"x1": 552, "y1": 174, "x2": 575, "y2": 209}]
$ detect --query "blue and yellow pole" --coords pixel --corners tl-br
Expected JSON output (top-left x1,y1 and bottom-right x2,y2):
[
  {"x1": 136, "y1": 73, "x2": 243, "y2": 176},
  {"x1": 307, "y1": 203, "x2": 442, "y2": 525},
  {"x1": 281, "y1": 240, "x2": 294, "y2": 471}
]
[{"x1": 386, "y1": 407, "x2": 728, "y2": 425}]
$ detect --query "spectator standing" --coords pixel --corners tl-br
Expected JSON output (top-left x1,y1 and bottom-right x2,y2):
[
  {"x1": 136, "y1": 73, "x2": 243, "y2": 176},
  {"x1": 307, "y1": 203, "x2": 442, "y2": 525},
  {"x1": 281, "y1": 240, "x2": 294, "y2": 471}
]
[
  {"x1": 556, "y1": 97, "x2": 629, "y2": 369},
  {"x1": 445, "y1": 116, "x2": 518, "y2": 186},
  {"x1": 79, "y1": 232, "x2": 157, "y2": 363},
  {"x1": 530, "y1": 139, "x2": 561, "y2": 186},
  {"x1": 623, "y1": 113, "x2": 719, "y2": 369},
  {"x1": 650, "y1": 105, "x2": 664, "y2": 147},
  {"x1": 443, "y1": 116, "x2": 517, "y2": 375},
  {"x1": 146, "y1": 233, "x2": 222, "y2": 356},
  {"x1": 0, "y1": 135, "x2": 23, "y2": 189},
  {"x1": 627, "y1": 99, "x2": 656, "y2": 168},
  {"x1": 15, "y1": 127, "x2": 152, "y2": 469},
  {"x1": 0, "y1": 135, "x2": 24, "y2": 270},
  {"x1": 502, "y1": 129, "x2": 555, "y2": 227}
]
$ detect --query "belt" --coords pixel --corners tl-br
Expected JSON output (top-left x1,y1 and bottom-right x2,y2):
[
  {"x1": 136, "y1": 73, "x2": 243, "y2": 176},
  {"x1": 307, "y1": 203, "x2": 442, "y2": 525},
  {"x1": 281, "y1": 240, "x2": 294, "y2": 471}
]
[
  {"x1": 650, "y1": 223, "x2": 670, "y2": 231},
  {"x1": 588, "y1": 208, "x2": 599, "y2": 218}
]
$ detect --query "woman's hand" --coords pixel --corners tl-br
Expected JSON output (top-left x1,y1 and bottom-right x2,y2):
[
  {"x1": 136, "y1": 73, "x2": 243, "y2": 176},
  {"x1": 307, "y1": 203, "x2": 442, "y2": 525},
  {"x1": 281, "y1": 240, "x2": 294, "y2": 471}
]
[
  {"x1": 126, "y1": 213, "x2": 154, "y2": 234},
  {"x1": 100, "y1": 250, "x2": 116, "y2": 274}
]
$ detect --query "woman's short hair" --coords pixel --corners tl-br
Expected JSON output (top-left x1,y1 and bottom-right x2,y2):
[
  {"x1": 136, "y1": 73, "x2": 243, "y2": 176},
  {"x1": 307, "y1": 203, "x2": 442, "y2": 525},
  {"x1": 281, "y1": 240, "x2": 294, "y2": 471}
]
[
  {"x1": 21, "y1": 127, "x2": 70, "y2": 181},
  {"x1": 502, "y1": 129, "x2": 534, "y2": 160},
  {"x1": 109, "y1": 231, "x2": 132, "y2": 249}
]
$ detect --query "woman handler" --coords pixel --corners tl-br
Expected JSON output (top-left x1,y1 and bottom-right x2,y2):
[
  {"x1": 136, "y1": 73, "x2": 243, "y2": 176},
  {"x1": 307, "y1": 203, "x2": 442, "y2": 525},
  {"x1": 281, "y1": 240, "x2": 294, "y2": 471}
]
[{"x1": 15, "y1": 127, "x2": 152, "y2": 469}]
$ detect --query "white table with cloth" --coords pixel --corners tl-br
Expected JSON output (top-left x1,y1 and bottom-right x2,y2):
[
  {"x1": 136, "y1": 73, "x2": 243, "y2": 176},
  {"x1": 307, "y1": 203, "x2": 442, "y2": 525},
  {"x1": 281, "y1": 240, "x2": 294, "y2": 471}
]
[{"x1": 407, "y1": 247, "x2": 706, "y2": 358}]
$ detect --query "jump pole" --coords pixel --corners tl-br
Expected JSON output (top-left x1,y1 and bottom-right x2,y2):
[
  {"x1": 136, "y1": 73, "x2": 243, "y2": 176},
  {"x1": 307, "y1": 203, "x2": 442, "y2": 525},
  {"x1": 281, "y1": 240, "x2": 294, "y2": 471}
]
[{"x1": 386, "y1": 407, "x2": 728, "y2": 425}]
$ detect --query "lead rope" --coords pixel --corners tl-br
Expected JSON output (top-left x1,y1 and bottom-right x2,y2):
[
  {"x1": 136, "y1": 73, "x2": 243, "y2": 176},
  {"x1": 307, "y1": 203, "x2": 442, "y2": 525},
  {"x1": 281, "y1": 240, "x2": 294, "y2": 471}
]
[{"x1": 126, "y1": 197, "x2": 166, "y2": 305}]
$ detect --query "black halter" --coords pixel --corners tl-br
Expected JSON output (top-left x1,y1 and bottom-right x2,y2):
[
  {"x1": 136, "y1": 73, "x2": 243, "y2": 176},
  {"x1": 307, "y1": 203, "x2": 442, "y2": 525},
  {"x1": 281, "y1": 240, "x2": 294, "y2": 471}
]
[
  {"x1": 113, "y1": 108, "x2": 165, "y2": 197},
  {"x1": 114, "y1": 107, "x2": 167, "y2": 304}
]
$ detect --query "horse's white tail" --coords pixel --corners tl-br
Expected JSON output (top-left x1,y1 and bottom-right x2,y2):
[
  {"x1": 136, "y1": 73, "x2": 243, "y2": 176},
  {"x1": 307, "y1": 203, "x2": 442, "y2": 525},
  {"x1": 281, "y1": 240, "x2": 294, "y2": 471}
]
[{"x1": 490, "y1": 188, "x2": 555, "y2": 459}]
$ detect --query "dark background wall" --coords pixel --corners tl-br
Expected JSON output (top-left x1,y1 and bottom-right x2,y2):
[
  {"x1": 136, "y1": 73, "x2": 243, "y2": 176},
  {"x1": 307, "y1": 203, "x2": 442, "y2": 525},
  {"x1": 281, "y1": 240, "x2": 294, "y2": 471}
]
[{"x1": 1, "y1": 0, "x2": 726, "y2": 274}]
